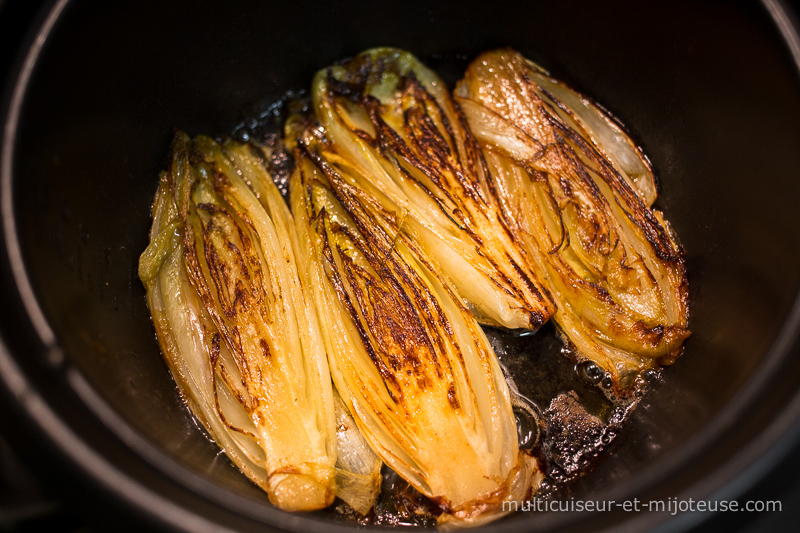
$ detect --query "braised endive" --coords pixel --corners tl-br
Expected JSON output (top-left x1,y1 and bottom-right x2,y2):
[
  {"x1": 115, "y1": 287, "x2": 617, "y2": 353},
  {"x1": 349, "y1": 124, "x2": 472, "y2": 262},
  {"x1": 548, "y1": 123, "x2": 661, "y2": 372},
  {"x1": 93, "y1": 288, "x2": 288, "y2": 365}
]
[
  {"x1": 139, "y1": 45, "x2": 690, "y2": 525},
  {"x1": 455, "y1": 50, "x2": 689, "y2": 390},
  {"x1": 289, "y1": 131, "x2": 541, "y2": 525},
  {"x1": 311, "y1": 48, "x2": 555, "y2": 331},
  {"x1": 138, "y1": 133, "x2": 380, "y2": 513}
]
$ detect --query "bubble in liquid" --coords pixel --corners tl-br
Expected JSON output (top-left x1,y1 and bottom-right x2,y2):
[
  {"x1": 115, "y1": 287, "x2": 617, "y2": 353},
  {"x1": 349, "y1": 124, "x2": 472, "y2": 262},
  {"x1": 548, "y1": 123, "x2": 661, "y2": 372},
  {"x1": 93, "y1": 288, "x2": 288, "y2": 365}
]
[
  {"x1": 643, "y1": 369, "x2": 660, "y2": 384},
  {"x1": 514, "y1": 405, "x2": 540, "y2": 450},
  {"x1": 576, "y1": 361, "x2": 604, "y2": 384}
]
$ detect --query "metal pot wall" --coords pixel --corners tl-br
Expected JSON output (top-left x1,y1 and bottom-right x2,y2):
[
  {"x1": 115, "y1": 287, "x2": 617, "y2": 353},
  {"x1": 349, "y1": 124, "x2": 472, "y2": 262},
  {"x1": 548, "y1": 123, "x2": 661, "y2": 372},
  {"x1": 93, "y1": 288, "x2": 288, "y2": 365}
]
[{"x1": 2, "y1": 1, "x2": 800, "y2": 531}]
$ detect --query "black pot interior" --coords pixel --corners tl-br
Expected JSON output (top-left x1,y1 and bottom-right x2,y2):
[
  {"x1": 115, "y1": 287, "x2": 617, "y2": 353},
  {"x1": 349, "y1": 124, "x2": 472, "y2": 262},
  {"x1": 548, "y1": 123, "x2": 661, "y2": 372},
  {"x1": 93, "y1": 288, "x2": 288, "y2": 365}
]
[{"x1": 7, "y1": 0, "x2": 800, "y2": 531}]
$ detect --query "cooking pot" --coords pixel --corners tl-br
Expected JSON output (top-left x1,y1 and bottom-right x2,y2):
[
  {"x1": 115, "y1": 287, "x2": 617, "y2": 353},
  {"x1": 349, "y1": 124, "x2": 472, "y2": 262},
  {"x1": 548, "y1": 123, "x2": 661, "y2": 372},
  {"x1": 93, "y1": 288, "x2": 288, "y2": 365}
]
[{"x1": 2, "y1": 0, "x2": 800, "y2": 531}]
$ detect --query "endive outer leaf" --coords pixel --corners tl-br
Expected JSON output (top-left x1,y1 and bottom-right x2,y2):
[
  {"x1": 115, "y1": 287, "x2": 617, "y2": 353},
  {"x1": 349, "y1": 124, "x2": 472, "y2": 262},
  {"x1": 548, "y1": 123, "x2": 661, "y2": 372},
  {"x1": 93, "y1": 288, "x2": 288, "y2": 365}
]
[
  {"x1": 332, "y1": 389, "x2": 383, "y2": 515},
  {"x1": 140, "y1": 176, "x2": 275, "y2": 493},
  {"x1": 140, "y1": 132, "x2": 337, "y2": 511},
  {"x1": 519, "y1": 61, "x2": 657, "y2": 206},
  {"x1": 455, "y1": 50, "x2": 689, "y2": 391},
  {"x1": 310, "y1": 47, "x2": 555, "y2": 330},
  {"x1": 222, "y1": 136, "x2": 383, "y2": 514},
  {"x1": 290, "y1": 143, "x2": 540, "y2": 525}
]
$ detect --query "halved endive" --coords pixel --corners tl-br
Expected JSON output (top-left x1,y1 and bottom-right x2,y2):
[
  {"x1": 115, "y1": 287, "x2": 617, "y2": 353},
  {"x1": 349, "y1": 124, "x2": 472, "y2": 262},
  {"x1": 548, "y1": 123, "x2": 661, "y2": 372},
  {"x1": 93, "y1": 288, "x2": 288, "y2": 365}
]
[
  {"x1": 455, "y1": 50, "x2": 689, "y2": 391},
  {"x1": 289, "y1": 134, "x2": 541, "y2": 526},
  {"x1": 138, "y1": 132, "x2": 380, "y2": 513},
  {"x1": 310, "y1": 47, "x2": 555, "y2": 331}
]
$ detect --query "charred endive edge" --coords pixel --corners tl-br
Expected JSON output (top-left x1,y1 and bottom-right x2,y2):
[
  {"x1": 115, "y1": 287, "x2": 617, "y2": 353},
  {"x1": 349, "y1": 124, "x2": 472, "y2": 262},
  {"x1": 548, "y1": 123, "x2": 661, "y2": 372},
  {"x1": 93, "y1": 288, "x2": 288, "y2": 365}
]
[
  {"x1": 455, "y1": 50, "x2": 690, "y2": 392},
  {"x1": 138, "y1": 132, "x2": 380, "y2": 513},
  {"x1": 289, "y1": 136, "x2": 542, "y2": 527},
  {"x1": 310, "y1": 47, "x2": 556, "y2": 331}
]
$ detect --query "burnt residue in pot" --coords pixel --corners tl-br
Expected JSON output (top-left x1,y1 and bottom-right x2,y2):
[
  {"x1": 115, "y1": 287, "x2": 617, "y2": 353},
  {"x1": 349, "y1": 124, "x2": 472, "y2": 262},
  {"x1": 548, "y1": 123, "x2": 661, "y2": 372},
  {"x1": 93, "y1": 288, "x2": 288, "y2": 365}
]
[{"x1": 487, "y1": 327, "x2": 652, "y2": 489}]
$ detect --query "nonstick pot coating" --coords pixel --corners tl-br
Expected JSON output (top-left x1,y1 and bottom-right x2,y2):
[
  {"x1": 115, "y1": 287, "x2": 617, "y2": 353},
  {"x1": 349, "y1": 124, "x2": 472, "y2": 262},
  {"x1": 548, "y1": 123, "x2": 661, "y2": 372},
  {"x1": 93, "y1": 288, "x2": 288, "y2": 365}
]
[{"x1": 3, "y1": 0, "x2": 800, "y2": 531}]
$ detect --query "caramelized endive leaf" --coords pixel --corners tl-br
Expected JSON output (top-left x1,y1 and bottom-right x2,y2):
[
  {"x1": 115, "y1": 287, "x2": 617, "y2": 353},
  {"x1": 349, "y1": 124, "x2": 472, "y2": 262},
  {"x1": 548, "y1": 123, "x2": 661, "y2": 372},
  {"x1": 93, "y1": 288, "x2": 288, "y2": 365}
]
[
  {"x1": 519, "y1": 61, "x2": 657, "y2": 206},
  {"x1": 290, "y1": 143, "x2": 540, "y2": 526},
  {"x1": 456, "y1": 50, "x2": 689, "y2": 391},
  {"x1": 310, "y1": 47, "x2": 555, "y2": 330},
  {"x1": 140, "y1": 132, "x2": 338, "y2": 511}
]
